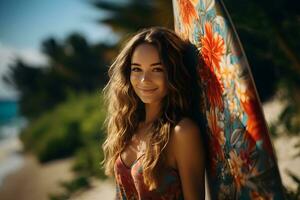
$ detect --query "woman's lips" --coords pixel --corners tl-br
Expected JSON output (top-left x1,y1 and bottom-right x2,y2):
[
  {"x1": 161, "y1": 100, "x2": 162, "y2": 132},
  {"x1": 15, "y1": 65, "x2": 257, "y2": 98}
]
[{"x1": 138, "y1": 87, "x2": 158, "y2": 94}]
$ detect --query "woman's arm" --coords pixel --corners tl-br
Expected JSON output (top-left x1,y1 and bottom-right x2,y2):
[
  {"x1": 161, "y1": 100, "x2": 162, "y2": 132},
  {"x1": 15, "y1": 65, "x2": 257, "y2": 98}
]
[{"x1": 172, "y1": 118, "x2": 205, "y2": 200}]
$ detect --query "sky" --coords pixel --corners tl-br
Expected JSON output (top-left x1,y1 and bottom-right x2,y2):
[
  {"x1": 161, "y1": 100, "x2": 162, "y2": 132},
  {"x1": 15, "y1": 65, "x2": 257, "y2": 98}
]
[{"x1": 0, "y1": 0, "x2": 118, "y2": 99}]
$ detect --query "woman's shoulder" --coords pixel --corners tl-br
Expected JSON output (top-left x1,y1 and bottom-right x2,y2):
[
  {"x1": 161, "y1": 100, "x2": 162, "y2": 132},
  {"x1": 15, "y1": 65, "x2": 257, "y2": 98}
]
[
  {"x1": 166, "y1": 117, "x2": 204, "y2": 171},
  {"x1": 168, "y1": 117, "x2": 202, "y2": 150},
  {"x1": 174, "y1": 117, "x2": 200, "y2": 136}
]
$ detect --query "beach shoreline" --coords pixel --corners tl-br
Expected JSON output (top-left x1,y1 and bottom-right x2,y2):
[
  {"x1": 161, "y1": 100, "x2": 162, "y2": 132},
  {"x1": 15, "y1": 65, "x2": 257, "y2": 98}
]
[
  {"x1": 0, "y1": 153, "x2": 75, "y2": 200},
  {"x1": 0, "y1": 151, "x2": 116, "y2": 200}
]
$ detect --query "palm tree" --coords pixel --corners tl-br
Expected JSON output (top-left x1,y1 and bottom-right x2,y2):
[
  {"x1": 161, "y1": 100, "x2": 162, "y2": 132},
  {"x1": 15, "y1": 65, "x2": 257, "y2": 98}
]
[{"x1": 92, "y1": 0, "x2": 173, "y2": 36}]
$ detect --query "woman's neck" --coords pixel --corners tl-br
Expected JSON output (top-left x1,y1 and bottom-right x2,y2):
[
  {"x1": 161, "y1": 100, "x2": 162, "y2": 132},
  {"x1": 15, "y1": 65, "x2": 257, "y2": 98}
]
[{"x1": 144, "y1": 101, "x2": 162, "y2": 124}]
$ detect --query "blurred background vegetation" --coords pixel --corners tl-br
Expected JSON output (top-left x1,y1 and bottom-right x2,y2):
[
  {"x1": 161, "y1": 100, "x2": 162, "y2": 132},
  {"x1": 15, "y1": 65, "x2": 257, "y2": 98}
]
[{"x1": 1, "y1": 0, "x2": 300, "y2": 199}]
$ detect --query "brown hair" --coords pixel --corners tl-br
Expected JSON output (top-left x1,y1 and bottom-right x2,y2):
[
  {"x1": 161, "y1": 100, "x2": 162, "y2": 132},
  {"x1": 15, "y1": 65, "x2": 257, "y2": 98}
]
[{"x1": 102, "y1": 27, "x2": 202, "y2": 190}]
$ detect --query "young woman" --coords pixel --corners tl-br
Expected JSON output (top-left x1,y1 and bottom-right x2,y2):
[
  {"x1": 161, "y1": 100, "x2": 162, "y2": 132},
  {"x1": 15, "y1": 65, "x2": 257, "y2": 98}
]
[{"x1": 102, "y1": 27, "x2": 206, "y2": 200}]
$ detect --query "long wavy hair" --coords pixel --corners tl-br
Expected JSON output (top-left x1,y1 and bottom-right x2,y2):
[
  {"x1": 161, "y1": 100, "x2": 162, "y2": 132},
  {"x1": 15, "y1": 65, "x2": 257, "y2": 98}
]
[{"x1": 102, "y1": 27, "x2": 203, "y2": 190}]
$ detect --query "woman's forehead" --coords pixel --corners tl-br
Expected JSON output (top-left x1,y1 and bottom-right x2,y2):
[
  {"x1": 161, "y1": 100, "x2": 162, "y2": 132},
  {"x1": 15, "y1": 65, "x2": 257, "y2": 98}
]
[{"x1": 131, "y1": 43, "x2": 161, "y2": 63}]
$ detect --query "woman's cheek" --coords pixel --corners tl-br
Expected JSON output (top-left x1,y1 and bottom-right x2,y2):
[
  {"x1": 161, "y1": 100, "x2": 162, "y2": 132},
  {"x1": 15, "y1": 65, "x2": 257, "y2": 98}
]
[{"x1": 130, "y1": 74, "x2": 138, "y2": 85}]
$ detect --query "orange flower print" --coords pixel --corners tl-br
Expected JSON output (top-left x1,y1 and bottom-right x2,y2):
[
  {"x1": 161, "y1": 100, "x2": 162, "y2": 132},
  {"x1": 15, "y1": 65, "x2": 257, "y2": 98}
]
[
  {"x1": 227, "y1": 150, "x2": 247, "y2": 190},
  {"x1": 235, "y1": 78, "x2": 251, "y2": 103},
  {"x1": 251, "y1": 191, "x2": 273, "y2": 200},
  {"x1": 178, "y1": 0, "x2": 198, "y2": 39},
  {"x1": 206, "y1": 108, "x2": 225, "y2": 160},
  {"x1": 198, "y1": 62, "x2": 224, "y2": 109},
  {"x1": 200, "y1": 22, "x2": 225, "y2": 72},
  {"x1": 219, "y1": 55, "x2": 240, "y2": 88},
  {"x1": 239, "y1": 81, "x2": 274, "y2": 157},
  {"x1": 178, "y1": 0, "x2": 198, "y2": 25},
  {"x1": 218, "y1": 183, "x2": 231, "y2": 199},
  {"x1": 206, "y1": 110, "x2": 224, "y2": 176},
  {"x1": 189, "y1": 0, "x2": 199, "y2": 5}
]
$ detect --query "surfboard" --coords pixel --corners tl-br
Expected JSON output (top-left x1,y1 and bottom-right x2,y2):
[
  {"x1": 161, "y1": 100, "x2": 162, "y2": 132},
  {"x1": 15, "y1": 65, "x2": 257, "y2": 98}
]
[{"x1": 172, "y1": 0, "x2": 285, "y2": 199}]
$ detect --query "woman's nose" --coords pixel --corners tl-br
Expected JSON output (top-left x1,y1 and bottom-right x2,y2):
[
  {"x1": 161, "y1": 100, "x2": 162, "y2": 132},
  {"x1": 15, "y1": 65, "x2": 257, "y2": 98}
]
[{"x1": 140, "y1": 71, "x2": 151, "y2": 82}]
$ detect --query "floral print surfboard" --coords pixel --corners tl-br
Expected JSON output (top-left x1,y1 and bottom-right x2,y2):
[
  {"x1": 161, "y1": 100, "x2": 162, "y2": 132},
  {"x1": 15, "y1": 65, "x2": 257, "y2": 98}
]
[{"x1": 172, "y1": 0, "x2": 285, "y2": 199}]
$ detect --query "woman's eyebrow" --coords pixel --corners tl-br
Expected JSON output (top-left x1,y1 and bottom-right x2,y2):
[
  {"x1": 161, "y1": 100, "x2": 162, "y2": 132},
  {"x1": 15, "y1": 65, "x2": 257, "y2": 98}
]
[
  {"x1": 150, "y1": 62, "x2": 162, "y2": 66},
  {"x1": 131, "y1": 63, "x2": 141, "y2": 66},
  {"x1": 131, "y1": 62, "x2": 162, "y2": 66}
]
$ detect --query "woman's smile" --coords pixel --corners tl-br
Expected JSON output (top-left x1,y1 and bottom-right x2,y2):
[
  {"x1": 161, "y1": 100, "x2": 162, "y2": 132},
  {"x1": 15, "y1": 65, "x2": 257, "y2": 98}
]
[
  {"x1": 138, "y1": 87, "x2": 158, "y2": 94},
  {"x1": 130, "y1": 43, "x2": 168, "y2": 104}
]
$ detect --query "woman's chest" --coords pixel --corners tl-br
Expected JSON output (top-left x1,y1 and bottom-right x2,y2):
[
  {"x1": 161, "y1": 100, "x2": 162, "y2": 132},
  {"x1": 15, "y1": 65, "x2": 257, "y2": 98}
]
[{"x1": 120, "y1": 133, "x2": 177, "y2": 171}]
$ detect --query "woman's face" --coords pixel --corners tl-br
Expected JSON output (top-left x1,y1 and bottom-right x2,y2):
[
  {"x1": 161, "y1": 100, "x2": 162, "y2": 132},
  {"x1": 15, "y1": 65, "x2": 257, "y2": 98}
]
[{"x1": 130, "y1": 43, "x2": 168, "y2": 105}]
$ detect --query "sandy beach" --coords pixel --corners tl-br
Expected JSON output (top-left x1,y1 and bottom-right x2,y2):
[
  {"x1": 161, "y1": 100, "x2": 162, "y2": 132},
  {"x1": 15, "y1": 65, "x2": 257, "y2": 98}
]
[
  {"x1": 70, "y1": 178, "x2": 115, "y2": 200},
  {"x1": 0, "y1": 151, "x2": 116, "y2": 200},
  {"x1": 274, "y1": 135, "x2": 300, "y2": 191},
  {"x1": 0, "y1": 153, "x2": 75, "y2": 200}
]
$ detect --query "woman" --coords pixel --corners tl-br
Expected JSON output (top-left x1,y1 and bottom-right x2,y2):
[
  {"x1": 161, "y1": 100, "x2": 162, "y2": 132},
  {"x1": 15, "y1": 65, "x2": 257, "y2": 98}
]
[{"x1": 102, "y1": 27, "x2": 206, "y2": 199}]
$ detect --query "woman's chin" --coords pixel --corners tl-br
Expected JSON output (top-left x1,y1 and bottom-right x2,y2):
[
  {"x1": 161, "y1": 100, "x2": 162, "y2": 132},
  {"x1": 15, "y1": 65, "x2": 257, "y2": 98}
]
[
  {"x1": 140, "y1": 99, "x2": 154, "y2": 104},
  {"x1": 139, "y1": 98, "x2": 160, "y2": 105}
]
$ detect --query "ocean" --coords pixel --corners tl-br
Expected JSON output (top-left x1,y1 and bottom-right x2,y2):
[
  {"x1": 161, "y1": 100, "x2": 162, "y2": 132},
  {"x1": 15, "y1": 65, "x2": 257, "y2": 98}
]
[{"x1": 0, "y1": 100, "x2": 27, "y2": 186}]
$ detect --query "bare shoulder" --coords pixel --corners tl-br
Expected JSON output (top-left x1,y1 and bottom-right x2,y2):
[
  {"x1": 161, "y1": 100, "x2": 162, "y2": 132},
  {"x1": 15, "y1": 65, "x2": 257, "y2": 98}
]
[
  {"x1": 170, "y1": 117, "x2": 206, "y2": 199},
  {"x1": 174, "y1": 117, "x2": 200, "y2": 131},
  {"x1": 173, "y1": 117, "x2": 201, "y2": 142},
  {"x1": 168, "y1": 117, "x2": 203, "y2": 162}
]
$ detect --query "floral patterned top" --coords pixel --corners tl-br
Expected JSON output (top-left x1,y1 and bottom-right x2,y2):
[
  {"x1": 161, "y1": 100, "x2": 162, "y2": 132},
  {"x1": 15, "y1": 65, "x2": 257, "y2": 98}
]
[{"x1": 114, "y1": 154, "x2": 184, "y2": 200}]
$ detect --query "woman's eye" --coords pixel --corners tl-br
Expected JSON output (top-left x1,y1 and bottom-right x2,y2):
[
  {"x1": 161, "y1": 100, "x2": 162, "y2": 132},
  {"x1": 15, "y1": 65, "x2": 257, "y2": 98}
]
[
  {"x1": 131, "y1": 67, "x2": 141, "y2": 72},
  {"x1": 153, "y1": 68, "x2": 163, "y2": 72}
]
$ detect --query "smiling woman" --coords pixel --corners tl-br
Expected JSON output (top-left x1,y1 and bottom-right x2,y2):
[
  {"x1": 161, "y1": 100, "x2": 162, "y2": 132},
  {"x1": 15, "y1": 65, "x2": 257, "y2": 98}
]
[
  {"x1": 130, "y1": 44, "x2": 168, "y2": 105},
  {"x1": 102, "y1": 27, "x2": 206, "y2": 200}
]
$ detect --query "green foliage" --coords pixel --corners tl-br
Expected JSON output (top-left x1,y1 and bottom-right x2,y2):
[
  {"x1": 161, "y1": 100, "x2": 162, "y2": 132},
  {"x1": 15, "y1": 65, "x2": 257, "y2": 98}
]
[
  {"x1": 225, "y1": 0, "x2": 300, "y2": 102},
  {"x1": 72, "y1": 141, "x2": 106, "y2": 179},
  {"x1": 92, "y1": 0, "x2": 173, "y2": 36},
  {"x1": 49, "y1": 175, "x2": 90, "y2": 200},
  {"x1": 19, "y1": 91, "x2": 106, "y2": 163},
  {"x1": 3, "y1": 33, "x2": 113, "y2": 118},
  {"x1": 19, "y1": 91, "x2": 108, "y2": 198}
]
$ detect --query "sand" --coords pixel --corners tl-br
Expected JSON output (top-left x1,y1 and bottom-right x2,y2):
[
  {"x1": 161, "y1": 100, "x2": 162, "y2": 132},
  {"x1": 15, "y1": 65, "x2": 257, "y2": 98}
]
[
  {"x1": 0, "y1": 152, "x2": 116, "y2": 200},
  {"x1": 0, "y1": 154, "x2": 75, "y2": 200},
  {"x1": 70, "y1": 178, "x2": 115, "y2": 200},
  {"x1": 274, "y1": 135, "x2": 300, "y2": 191}
]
